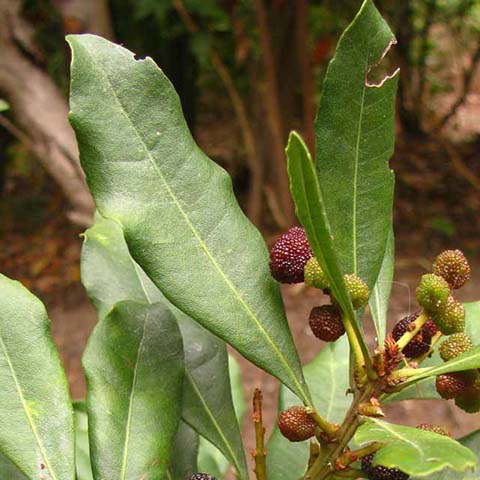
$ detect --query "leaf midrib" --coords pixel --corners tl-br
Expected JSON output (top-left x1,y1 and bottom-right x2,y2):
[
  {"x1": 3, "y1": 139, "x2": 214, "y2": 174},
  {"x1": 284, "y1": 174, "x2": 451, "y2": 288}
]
[
  {"x1": 120, "y1": 310, "x2": 149, "y2": 480},
  {"x1": 0, "y1": 334, "x2": 58, "y2": 480},
  {"x1": 78, "y1": 45, "x2": 308, "y2": 404}
]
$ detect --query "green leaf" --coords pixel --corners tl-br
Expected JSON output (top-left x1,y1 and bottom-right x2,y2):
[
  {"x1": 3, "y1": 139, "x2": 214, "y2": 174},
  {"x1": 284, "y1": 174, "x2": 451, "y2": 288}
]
[
  {"x1": 68, "y1": 33, "x2": 309, "y2": 405},
  {"x1": 168, "y1": 422, "x2": 199, "y2": 480},
  {"x1": 0, "y1": 99, "x2": 9, "y2": 112},
  {"x1": 73, "y1": 402, "x2": 94, "y2": 480},
  {"x1": 369, "y1": 228, "x2": 394, "y2": 346},
  {"x1": 286, "y1": 131, "x2": 369, "y2": 363},
  {"x1": 81, "y1": 215, "x2": 248, "y2": 479},
  {"x1": 266, "y1": 337, "x2": 351, "y2": 480},
  {"x1": 412, "y1": 430, "x2": 480, "y2": 480},
  {"x1": 355, "y1": 418, "x2": 477, "y2": 476},
  {"x1": 83, "y1": 301, "x2": 184, "y2": 480},
  {"x1": 383, "y1": 301, "x2": 480, "y2": 403},
  {"x1": 0, "y1": 454, "x2": 28, "y2": 480},
  {"x1": 314, "y1": 0, "x2": 398, "y2": 291},
  {"x1": 0, "y1": 274, "x2": 75, "y2": 480}
]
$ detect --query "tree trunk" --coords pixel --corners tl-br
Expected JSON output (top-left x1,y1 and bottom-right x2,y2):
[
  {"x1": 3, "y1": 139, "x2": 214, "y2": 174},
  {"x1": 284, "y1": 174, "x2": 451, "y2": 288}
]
[{"x1": 0, "y1": 0, "x2": 94, "y2": 226}]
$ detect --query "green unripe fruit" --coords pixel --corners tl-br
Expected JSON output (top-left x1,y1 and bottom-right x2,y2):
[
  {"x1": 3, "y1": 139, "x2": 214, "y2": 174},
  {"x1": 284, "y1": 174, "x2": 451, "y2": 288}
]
[
  {"x1": 455, "y1": 394, "x2": 480, "y2": 414},
  {"x1": 433, "y1": 296, "x2": 465, "y2": 335},
  {"x1": 415, "y1": 274, "x2": 450, "y2": 313},
  {"x1": 304, "y1": 257, "x2": 329, "y2": 289},
  {"x1": 433, "y1": 249, "x2": 471, "y2": 289},
  {"x1": 344, "y1": 273, "x2": 369, "y2": 309},
  {"x1": 439, "y1": 333, "x2": 473, "y2": 361}
]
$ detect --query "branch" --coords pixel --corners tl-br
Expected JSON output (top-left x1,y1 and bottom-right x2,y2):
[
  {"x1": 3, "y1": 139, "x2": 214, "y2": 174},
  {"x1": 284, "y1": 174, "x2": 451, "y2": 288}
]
[
  {"x1": 436, "y1": 42, "x2": 480, "y2": 130},
  {"x1": 252, "y1": 389, "x2": 267, "y2": 480}
]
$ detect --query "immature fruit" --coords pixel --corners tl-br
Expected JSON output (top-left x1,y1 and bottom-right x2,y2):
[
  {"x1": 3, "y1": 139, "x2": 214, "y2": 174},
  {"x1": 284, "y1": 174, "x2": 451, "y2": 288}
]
[
  {"x1": 415, "y1": 274, "x2": 450, "y2": 313},
  {"x1": 304, "y1": 257, "x2": 329, "y2": 289},
  {"x1": 435, "y1": 373, "x2": 470, "y2": 399},
  {"x1": 344, "y1": 273, "x2": 369, "y2": 309},
  {"x1": 392, "y1": 313, "x2": 432, "y2": 358},
  {"x1": 455, "y1": 394, "x2": 480, "y2": 414},
  {"x1": 433, "y1": 296, "x2": 465, "y2": 335},
  {"x1": 269, "y1": 226, "x2": 313, "y2": 284},
  {"x1": 187, "y1": 474, "x2": 216, "y2": 480},
  {"x1": 439, "y1": 333, "x2": 473, "y2": 361},
  {"x1": 416, "y1": 424, "x2": 451, "y2": 436},
  {"x1": 309, "y1": 305, "x2": 345, "y2": 342},
  {"x1": 433, "y1": 249, "x2": 471, "y2": 289},
  {"x1": 361, "y1": 453, "x2": 409, "y2": 480},
  {"x1": 278, "y1": 406, "x2": 317, "y2": 442}
]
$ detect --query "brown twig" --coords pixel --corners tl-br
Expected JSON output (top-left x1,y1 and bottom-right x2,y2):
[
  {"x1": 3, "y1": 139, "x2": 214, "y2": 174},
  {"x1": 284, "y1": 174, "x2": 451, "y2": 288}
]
[{"x1": 252, "y1": 389, "x2": 267, "y2": 480}]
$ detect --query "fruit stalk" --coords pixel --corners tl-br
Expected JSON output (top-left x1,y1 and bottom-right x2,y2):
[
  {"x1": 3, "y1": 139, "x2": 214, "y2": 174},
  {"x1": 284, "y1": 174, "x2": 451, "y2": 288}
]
[
  {"x1": 252, "y1": 389, "x2": 267, "y2": 480},
  {"x1": 396, "y1": 312, "x2": 428, "y2": 351},
  {"x1": 306, "y1": 407, "x2": 340, "y2": 440}
]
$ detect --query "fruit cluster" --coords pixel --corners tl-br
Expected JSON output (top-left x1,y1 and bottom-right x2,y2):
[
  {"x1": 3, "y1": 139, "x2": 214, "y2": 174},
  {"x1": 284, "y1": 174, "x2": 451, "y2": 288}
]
[{"x1": 269, "y1": 226, "x2": 370, "y2": 343}]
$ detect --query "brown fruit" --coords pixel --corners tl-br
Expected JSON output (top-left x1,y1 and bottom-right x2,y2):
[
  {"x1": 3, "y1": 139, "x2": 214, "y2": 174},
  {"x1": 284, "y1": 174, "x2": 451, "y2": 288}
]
[
  {"x1": 309, "y1": 305, "x2": 345, "y2": 342},
  {"x1": 278, "y1": 406, "x2": 317, "y2": 442}
]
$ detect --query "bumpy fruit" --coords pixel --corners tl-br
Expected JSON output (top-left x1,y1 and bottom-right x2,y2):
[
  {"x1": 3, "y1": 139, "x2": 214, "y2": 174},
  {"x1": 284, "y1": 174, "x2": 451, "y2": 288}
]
[
  {"x1": 455, "y1": 394, "x2": 480, "y2": 414},
  {"x1": 304, "y1": 257, "x2": 329, "y2": 289},
  {"x1": 423, "y1": 319, "x2": 438, "y2": 337},
  {"x1": 416, "y1": 424, "x2": 451, "y2": 436},
  {"x1": 439, "y1": 333, "x2": 473, "y2": 361},
  {"x1": 278, "y1": 406, "x2": 317, "y2": 442},
  {"x1": 392, "y1": 313, "x2": 432, "y2": 358},
  {"x1": 269, "y1": 226, "x2": 312, "y2": 284},
  {"x1": 361, "y1": 453, "x2": 409, "y2": 480},
  {"x1": 433, "y1": 249, "x2": 471, "y2": 289},
  {"x1": 435, "y1": 373, "x2": 471, "y2": 399},
  {"x1": 433, "y1": 296, "x2": 465, "y2": 335},
  {"x1": 344, "y1": 273, "x2": 369, "y2": 309},
  {"x1": 309, "y1": 305, "x2": 345, "y2": 342},
  {"x1": 416, "y1": 274, "x2": 450, "y2": 313},
  {"x1": 187, "y1": 474, "x2": 217, "y2": 480}
]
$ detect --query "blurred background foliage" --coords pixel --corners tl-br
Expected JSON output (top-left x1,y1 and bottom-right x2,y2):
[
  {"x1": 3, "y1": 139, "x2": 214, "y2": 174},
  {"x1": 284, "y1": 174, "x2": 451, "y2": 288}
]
[{"x1": 0, "y1": 0, "x2": 479, "y2": 296}]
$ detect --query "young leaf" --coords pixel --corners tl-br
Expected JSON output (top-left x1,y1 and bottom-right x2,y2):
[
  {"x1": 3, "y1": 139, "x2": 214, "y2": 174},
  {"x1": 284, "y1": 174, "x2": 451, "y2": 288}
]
[
  {"x1": 168, "y1": 422, "x2": 199, "y2": 480},
  {"x1": 68, "y1": 33, "x2": 309, "y2": 405},
  {"x1": 286, "y1": 131, "x2": 369, "y2": 360},
  {"x1": 355, "y1": 418, "x2": 477, "y2": 476},
  {"x1": 369, "y1": 228, "x2": 394, "y2": 346},
  {"x1": 81, "y1": 215, "x2": 248, "y2": 479},
  {"x1": 266, "y1": 337, "x2": 351, "y2": 480},
  {"x1": 0, "y1": 274, "x2": 75, "y2": 480},
  {"x1": 412, "y1": 430, "x2": 480, "y2": 479},
  {"x1": 83, "y1": 301, "x2": 184, "y2": 480},
  {"x1": 314, "y1": 0, "x2": 398, "y2": 290}
]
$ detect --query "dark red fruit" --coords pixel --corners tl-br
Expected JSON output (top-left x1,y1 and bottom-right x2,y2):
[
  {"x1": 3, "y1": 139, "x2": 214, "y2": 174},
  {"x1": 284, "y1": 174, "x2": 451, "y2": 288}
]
[
  {"x1": 278, "y1": 406, "x2": 317, "y2": 442},
  {"x1": 435, "y1": 373, "x2": 471, "y2": 399},
  {"x1": 392, "y1": 313, "x2": 432, "y2": 358},
  {"x1": 269, "y1": 226, "x2": 313, "y2": 284},
  {"x1": 416, "y1": 424, "x2": 451, "y2": 436},
  {"x1": 187, "y1": 474, "x2": 217, "y2": 480},
  {"x1": 361, "y1": 453, "x2": 409, "y2": 480},
  {"x1": 309, "y1": 305, "x2": 345, "y2": 342},
  {"x1": 423, "y1": 319, "x2": 438, "y2": 337}
]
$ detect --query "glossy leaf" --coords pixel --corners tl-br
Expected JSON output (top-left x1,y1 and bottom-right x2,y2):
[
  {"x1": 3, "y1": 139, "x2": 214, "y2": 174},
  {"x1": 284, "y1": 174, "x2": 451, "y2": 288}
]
[
  {"x1": 383, "y1": 301, "x2": 480, "y2": 403},
  {"x1": 0, "y1": 274, "x2": 75, "y2": 480},
  {"x1": 369, "y1": 228, "x2": 394, "y2": 346},
  {"x1": 355, "y1": 418, "x2": 477, "y2": 476},
  {"x1": 81, "y1": 215, "x2": 248, "y2": 479},
  {"x1": 168, "y1": 422, "x2": 199, "y2": 480},
  {"x1": 266, "y1": 337, "x2": 351, "y2": 480},
  {"x1": 412, "y1": 430, "x2": 480, "y2": 480},
  {"x1": 73, "y1": 402, "x2": 94, "y2": 480},
  {"x1": 83, "y1": 301, "x2": 184, "y2": 480},
  {"x1": 314, "y1": 0, "x2": 398, "y2": 291},
  {"x1": 286, "y1": 131, "x2": 369, "y2": 363},
  {"x1": 68, "y1": 33, "x2": 309, "y2": 405}
]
